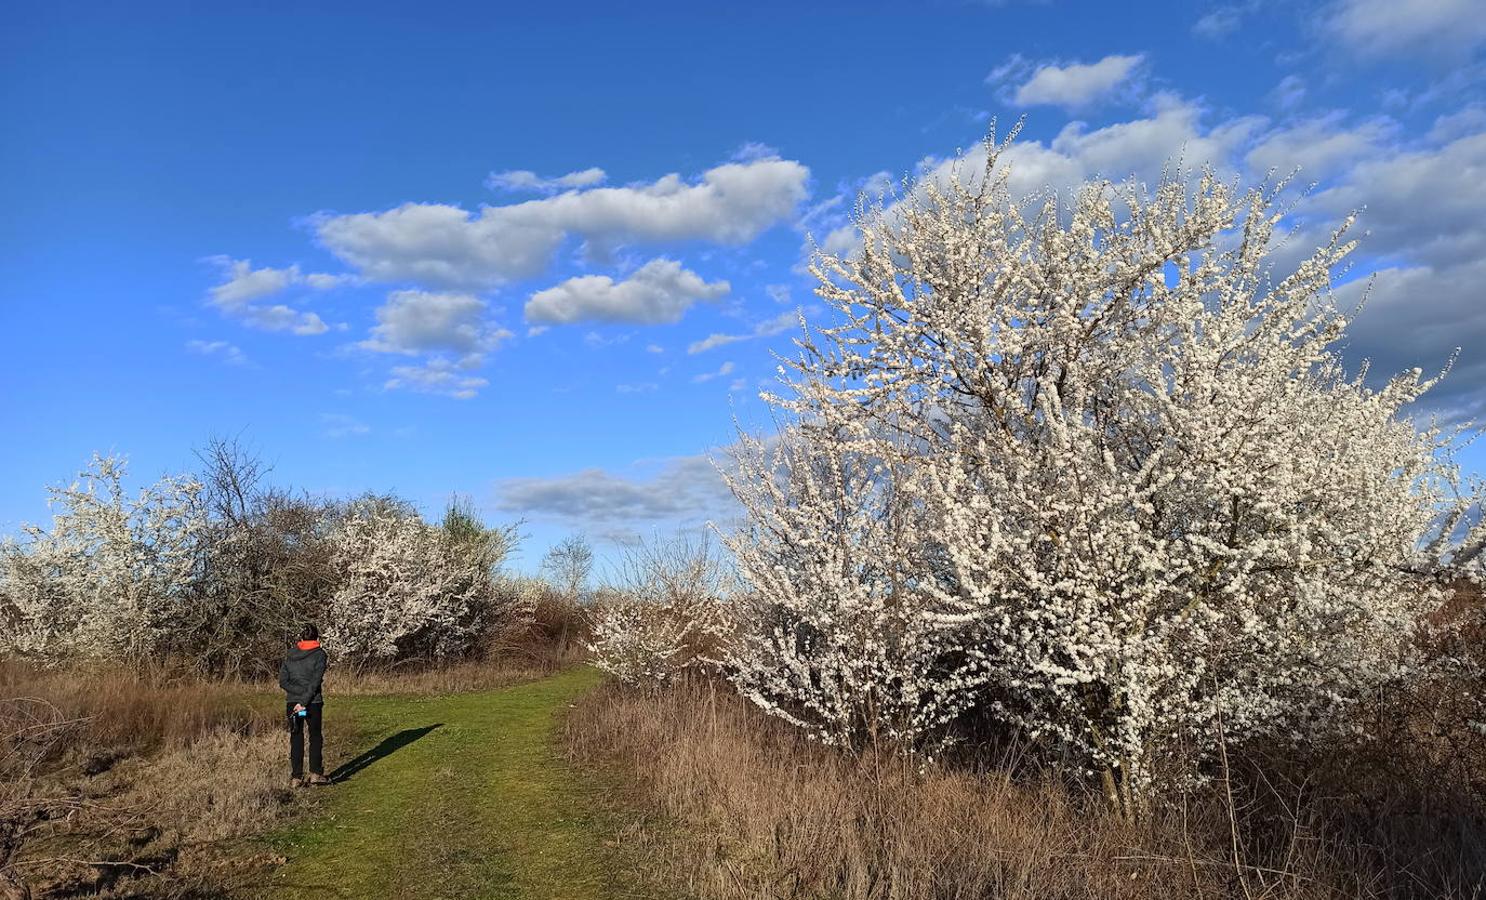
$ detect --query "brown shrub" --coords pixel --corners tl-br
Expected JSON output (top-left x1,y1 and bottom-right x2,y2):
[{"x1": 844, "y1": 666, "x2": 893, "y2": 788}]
[
  {"x1": 567, "y1": 676, "x2": 1486, "y2": 900},
  {"x1": 489, "y1": 582, "x2": 591, "y2": 671}
]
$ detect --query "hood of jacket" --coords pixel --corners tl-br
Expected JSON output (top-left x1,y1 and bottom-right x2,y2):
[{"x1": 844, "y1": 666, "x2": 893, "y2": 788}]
[{"x1": 285, "y1": 645, "x2": 323, "y2": 663}]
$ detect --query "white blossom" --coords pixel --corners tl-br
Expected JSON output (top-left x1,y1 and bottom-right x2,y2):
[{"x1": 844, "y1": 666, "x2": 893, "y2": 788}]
[
  {"x1": 723, "y1": 128, "x2": 1485, "y2": 805},
  {"x1": 322, "y1": 499, "x2": 511, "y2": 665},
  {"x1": 587, "y1": 534, "x2": 729, "y2": 686},
  {"x1": 0, "y1": 455, "x2": 207, "y2": 663}
]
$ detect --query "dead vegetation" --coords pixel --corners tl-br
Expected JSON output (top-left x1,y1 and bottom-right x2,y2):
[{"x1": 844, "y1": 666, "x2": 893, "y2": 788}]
[{"x1": 567, "y1": 669, "x2": 1486, "y2": 900}]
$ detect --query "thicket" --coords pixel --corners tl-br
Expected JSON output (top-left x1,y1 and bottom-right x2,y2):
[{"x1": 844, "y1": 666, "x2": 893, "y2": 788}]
[{"x1": 0, "y1": 439, "x2": 536, "y2": 677}]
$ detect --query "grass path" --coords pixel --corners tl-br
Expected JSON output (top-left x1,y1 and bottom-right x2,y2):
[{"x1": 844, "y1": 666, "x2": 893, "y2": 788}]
[{"x1": 259, "y1": 667, "x2": 633, "y2": 899}]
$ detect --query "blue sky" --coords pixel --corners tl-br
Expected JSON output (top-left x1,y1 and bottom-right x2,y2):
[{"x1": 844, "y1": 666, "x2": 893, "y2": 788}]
[{"x1": 4, "y1": 0, "x2": 1485, "y2": 572}]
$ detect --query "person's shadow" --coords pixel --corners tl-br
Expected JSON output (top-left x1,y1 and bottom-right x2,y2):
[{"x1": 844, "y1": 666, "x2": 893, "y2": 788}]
[{"x1": 327, "y1": 723, "x2": 442, "y2": 784}]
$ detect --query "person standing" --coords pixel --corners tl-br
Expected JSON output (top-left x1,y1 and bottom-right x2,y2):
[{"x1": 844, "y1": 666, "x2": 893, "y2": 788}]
[{"x1": 279, "y1": 624, "x2": 329, "y2": 787}]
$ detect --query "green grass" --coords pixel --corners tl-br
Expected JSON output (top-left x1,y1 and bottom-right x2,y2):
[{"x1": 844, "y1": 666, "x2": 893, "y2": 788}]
[{"x1": 259, "y1": 667, "x2": 631, "y2": 899}]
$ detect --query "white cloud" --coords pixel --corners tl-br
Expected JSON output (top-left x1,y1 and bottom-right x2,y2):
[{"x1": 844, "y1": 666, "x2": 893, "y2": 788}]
[
  {"x1": 1310, "y1": 131, "x2": 1486, "y2": 267},
  {"x1": 1192, "y1": 1, "x2": 1264, "y2": 38},
  {"x1": 493, "y1": 453, "x2": 737, "y2": 530},
  {"x1": 486, "y1": 167, "x2": 607, "y2": 193},
  {"x1": 645, "y1": 343, "x2": 665, "y2": 354},
  {"x1": 1326, "y1": 0, "x2": 1486, "y2": 57},
  {"x1": 616, "y1": 382, "x2": 658, "y2": 394},
  {"x1": 359, "y1": 289, "x2": 512, "y2": 365},
  {"x1": 321, "y1": 413, "x2": 371, "y2": 439},
  {"x1": 1006, "y1": 54, "x2": 1145, "y2": 110},
  {"x1": 204, "y1": 257, "x2": 351, "y2": 335},
  {"x1": 765, "y1": 284, "x2": 793, "y2": 305},
  {"x1": 1270, "y1": 74, "x2": 1307, "y2": 110},
  {"x1": 1334, "y1": 259, "x2": 1486, "y2": 422},
  {"x1": 688, "y1": 309, "x2": 801, "y2": 354},
  {"x1": 731, "y1": 142, "x2": 781, "y2": 162},
  {"x1": 687, "y1": 332, "x2": 746, "y2": 354},
  {"x1": 185, "y1": 339, "x2": 248, "y2": 366},
  {"x1": 384, "y1": 359, "x2": 490, "y2": 399},
  {"x1": 1244, "y1": 115, "x2": 1393, "y2": 180},
  {"x1": 236, "y1": 305, "x2": 330, "y2": 335},
  {"x1": 316, "y1": 157, "x2": 810, "y2": 290},
  {"x1": 693, "y1": 361, "x2": 736, "y2": 383},
  {"x1": 524, "y1": 258, "x2": 729, "y2": 326}
]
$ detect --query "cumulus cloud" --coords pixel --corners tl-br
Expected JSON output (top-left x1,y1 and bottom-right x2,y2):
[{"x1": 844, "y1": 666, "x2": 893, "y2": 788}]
[
  {"x1": 688, "y1": 309, "x2": 801, "y2": 354},
  {"x1": 1334, "y1": 259, "x2": 1486, "y2": 422},
  {"x1": 1002, "y1": 54, "x2": 1145, "y2": 110},
  {"x1": 486, "y1": 167, "x2": 607, "y2": 193},
  {"x1": 1325, "y1": 0, "x2": 1486, "y2": 57},
  {"x1": 316, "y1": 157, "x2": 810, "y2": 290},
  {"x1": 185, "y1": 339, "x2": 248, "y2": 366},
  {"x1": 204, "y1": 257, "x2": 352, "y2": 335},
  {"x1": 1310, "y1": 131, "x2": 1486, "y2": 267},
  {"x1": 524, "y1": 258, "x2": 729, "y2": 326},
  {"x1": 359, "y1": 289, "x2": 512, "y2": 365},
  {"x1": 384, "y1": 359, "x2": 490, "y2": 399},
  {"x1": 493, "y1": 453, "x2": 738, "y2": 533}
]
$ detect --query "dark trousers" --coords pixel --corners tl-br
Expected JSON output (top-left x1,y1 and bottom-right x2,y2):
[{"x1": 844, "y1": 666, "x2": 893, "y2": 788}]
[{"x1": 287, "y1": 702, "x2": 324, "y2": 777}]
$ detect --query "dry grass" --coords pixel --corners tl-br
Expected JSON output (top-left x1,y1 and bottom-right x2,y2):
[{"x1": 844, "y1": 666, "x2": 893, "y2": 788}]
[
  {"x1": 567, "y1": 677, "x2": 1486, "y2": 900},
  {"x1": 0, "y1": 659, "x2": 275, "y2": 762},
  {"x1": 18, "y1": 728, "x2": 293, "y2": 898},
  {"x1": 0, "y1": 660, "x2": 291, "y2": 897}
]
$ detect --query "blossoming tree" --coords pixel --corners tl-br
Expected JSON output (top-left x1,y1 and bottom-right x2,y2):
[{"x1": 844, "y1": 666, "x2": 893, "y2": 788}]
[
  {"x1": 0, "y1": 454, "x2": 207, "y2": 663},
  {"x1": 724, "y1": 130, "x2": 1486, "y2": 809},
  {"x1": 324, "y1": 497, "x2": 512, "y2": 666}
]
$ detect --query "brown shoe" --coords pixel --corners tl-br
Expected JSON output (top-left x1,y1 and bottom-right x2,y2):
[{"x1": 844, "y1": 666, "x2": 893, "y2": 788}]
[
  {"x1": 290, "y1": 776, "x2": 305, "y2": 788},
  {"x1": 308, "y1": 773, "x2": 330, "y2": 786}
]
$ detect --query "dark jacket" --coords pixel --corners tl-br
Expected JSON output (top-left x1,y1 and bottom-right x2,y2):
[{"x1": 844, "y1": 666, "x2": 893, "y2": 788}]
[{"x1": 279, "y1": 644, "x2": 327, "y2": 706}]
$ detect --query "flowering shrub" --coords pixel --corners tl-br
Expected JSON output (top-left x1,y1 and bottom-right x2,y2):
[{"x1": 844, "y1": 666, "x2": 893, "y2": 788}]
[
  {"x1": 725, "y1": 131, "x2": 1486, "y2": 807},
  {"x1": 323, "y1": 497, "x2": 513, "y2": 666},
  {"x1": 0, "y1": 457, "x2": 530, "y2": 673},
  {"x1": 0, "y1": 455, "x2": 207, "y2": 663},
  {"x1": 587, "y1": 535, "x2": 728, "y2": 686}
]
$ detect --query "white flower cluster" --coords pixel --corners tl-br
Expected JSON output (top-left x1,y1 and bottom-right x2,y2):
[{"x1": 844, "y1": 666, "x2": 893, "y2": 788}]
[
  {"x1": 0, "y1": 454, "x2": 207, "y2": 663},
  {"x1": 724, "y1": 133, "x2": 1485, "y2": 804},
  {"x1": 587, "y1": 535, "x2": 729, "y2": 687},
  {"x1": 1, "y1": 460, "x2": 527, "y2": 669},
  {"x1": 587, "y1": 601, "x2": 707, "y2": 686},
  {"x1": 323, "y1": 501, "x2": 508, "y2": 665}
]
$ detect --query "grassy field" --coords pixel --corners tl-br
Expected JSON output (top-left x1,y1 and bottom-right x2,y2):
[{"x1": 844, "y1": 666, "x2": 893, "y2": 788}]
[{"x1": 258, "y1": 666, "x2": 633, "y2": 900}]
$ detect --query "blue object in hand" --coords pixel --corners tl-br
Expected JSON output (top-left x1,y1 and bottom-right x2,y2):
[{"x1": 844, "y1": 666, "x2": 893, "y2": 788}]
[{"x1": 296, "y1": 708, "x2": 307, "y2": 717}]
